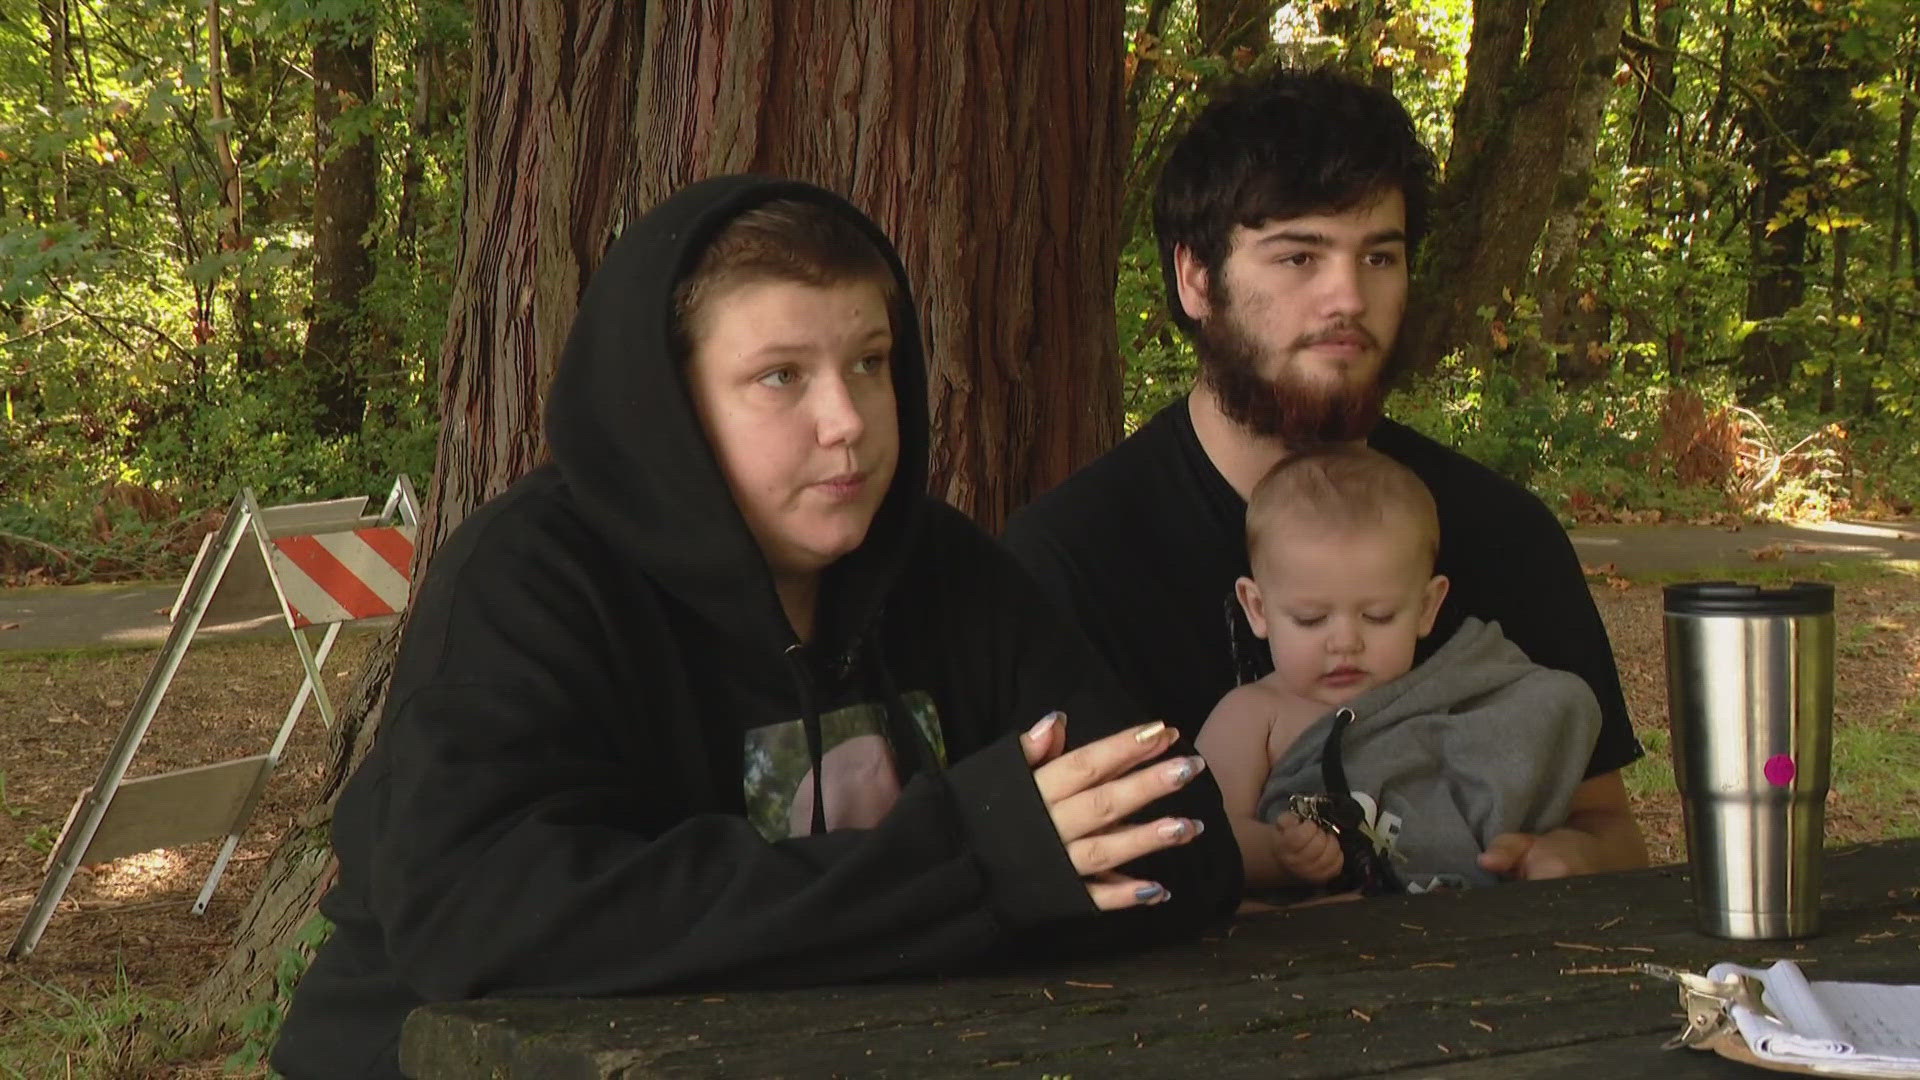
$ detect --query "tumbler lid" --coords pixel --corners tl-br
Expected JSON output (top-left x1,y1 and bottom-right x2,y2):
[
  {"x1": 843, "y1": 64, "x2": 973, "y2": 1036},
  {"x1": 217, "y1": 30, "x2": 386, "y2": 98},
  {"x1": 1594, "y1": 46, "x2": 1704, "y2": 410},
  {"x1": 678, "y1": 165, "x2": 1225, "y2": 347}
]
[{"x1": 1663, "y1": 580, "x2": 1834, "y2": 616}]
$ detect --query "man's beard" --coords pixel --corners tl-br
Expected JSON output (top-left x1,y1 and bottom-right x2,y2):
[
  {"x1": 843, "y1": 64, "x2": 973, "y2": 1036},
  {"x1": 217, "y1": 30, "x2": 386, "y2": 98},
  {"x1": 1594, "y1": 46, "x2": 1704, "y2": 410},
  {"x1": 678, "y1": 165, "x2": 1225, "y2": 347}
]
[{"x1": 1194, "y1": 299, "x2": 1389, "y2": 449}]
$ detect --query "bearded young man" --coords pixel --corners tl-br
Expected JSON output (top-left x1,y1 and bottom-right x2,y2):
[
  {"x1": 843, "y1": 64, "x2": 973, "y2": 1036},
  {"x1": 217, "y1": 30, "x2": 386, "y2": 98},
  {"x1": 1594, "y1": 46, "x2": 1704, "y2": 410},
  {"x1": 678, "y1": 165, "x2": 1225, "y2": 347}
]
[{"x1": 1003, "y1": 67, "x2": 1648, "y2": 882}]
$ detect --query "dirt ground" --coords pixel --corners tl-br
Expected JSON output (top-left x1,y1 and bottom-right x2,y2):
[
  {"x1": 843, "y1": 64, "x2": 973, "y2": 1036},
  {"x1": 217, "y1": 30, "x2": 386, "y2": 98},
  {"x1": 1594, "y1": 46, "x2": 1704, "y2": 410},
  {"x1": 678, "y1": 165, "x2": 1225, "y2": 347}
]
[
  {"x1": 0, "y1": 631, "x2": 375, "y2": 1075},
  {"x1": 0, "y1": 571, "x2": 1915, "y2": 1075}
]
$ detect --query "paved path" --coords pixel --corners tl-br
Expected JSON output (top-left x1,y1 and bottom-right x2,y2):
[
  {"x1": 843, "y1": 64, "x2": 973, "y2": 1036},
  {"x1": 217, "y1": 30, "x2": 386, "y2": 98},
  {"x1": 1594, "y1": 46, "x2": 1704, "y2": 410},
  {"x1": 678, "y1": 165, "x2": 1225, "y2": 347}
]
[
  {"x1": 1, "y1": 518, "x2": 1915, "y2": 654},
  {"x1": 0, "y1": 579, "x2": 395, "y2": 654},
  {"x1": 1564, "y1": 516, "x2": 1920, "y2": 574}
]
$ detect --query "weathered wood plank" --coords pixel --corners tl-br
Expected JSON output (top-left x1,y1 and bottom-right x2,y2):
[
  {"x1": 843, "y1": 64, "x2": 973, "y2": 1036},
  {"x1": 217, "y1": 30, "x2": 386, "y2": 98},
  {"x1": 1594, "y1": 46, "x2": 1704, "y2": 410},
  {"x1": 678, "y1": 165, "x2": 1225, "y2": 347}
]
[{"x1": 400, "y1": 839, "x2": 1920, "y2": 1078}]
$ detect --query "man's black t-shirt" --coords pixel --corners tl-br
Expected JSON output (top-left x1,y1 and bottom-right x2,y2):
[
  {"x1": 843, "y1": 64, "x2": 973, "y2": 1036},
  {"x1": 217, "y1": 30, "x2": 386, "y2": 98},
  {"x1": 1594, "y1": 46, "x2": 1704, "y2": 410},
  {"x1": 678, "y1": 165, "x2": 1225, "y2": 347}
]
[{"x1": 1002, "y1": 398, "x2": 1644, "y2": 780}]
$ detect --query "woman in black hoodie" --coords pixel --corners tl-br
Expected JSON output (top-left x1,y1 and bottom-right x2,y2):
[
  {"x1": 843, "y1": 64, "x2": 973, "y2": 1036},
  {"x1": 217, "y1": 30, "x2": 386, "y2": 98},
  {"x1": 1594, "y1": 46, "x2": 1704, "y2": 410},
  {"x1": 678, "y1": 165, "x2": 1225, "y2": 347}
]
[{"x1": 271, "y1": 176, "x2": 1241, "y2": 1079}]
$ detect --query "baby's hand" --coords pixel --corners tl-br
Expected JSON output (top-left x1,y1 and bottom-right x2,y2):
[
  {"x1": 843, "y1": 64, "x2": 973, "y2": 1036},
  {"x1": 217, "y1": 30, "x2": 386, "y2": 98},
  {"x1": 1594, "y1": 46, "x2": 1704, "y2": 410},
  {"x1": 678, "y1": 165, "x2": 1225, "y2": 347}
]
[{"x1": 1273, "y1": 812, "x2": 1343, "y2": 885}]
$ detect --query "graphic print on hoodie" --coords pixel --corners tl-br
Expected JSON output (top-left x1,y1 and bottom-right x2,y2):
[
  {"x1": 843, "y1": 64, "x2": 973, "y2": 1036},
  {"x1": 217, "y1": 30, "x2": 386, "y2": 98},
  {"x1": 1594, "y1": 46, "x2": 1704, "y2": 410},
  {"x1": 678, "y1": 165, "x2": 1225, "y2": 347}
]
[
  {"x1": 745, "y1": 691, "x2": 946, "y2": 839},
  {"x1": 269, "y1": 175, "x2": 1240, "y2": 1080}
]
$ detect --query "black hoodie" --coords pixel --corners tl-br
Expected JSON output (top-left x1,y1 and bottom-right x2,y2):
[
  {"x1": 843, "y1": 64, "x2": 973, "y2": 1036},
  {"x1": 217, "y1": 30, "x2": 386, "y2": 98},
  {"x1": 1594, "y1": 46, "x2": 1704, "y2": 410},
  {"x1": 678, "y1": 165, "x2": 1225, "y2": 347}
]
[{"x1": 271, "y1": 176, "x2": 1241, "y2": 1079}]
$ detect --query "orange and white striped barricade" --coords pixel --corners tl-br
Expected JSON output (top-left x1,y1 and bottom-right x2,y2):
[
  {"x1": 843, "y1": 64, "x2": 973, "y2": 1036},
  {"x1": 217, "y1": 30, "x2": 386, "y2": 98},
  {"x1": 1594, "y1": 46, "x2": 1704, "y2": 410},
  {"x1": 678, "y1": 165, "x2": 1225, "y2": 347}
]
[{"x1": 7, "y1": 477, "x2": 420, "y2": 960}]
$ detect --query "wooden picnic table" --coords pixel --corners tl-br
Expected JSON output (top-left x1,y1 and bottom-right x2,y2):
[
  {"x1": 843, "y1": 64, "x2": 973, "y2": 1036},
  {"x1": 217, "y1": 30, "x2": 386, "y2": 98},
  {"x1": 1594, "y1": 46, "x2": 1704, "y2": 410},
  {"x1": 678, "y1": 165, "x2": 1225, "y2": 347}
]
[{"x1": 401, "y1": 838, "x2": 1920, "y2": 1078}]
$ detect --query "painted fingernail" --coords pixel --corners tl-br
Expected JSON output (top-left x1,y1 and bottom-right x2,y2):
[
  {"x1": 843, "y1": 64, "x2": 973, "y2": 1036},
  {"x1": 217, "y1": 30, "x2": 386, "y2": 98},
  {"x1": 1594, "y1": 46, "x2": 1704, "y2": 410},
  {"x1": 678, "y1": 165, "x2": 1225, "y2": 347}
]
[
  {"x1": 1026, "y1": 711, "x2": 1062, "y2": 743},
  {"x1": 1159, "y1": 814, "x2": 1205, "y2": 841},
  {"x1": 1133, "y1": 720, "x2": 1167, "y2": 744},
  {"x1": 1164, "y1": 756, "x2": 1205, "y2": 784},
  {"x1": 1134, "y1": 883, "x2": 1168, "y2": 903}
]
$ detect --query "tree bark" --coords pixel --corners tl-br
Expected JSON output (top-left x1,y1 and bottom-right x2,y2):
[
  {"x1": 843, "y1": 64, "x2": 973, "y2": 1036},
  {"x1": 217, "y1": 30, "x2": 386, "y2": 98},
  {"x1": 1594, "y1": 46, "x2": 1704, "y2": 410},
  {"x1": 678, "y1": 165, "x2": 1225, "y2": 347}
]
[
  {"x1": 1626, "y1": 0, "x2": 1679, "y2": 169},
  {"x1": 39, "y1": 0, "x2": 69, "y2": 221},
  {"x1": 1197, "y1": 0, "x2": 1278, "y2": 56},
  {"x1": 1736, "y1": 0, "x2": 1862, "y2": 405},
  {"x1": 191, "y1": 0, "x2": 1125, "y2": 1037},
  {"x1": 394, "y1": 44, "x2": 435, "y2": 261},
  {"x1": 631, "y1": 2, "x2": 1125, "y2": 532},
  {"x1": 1401, "y1": 0, "x2": 1632, "y2": 374},
  {"x1": 206, "y1": 0, "x2": 243, "y2": 251},
  {"x1": 1868, "y1": 52, "x2": 1915, "y2": 415},
  {"x1": 1531, "y1": 0, "x2": 1628, "y2": 387},
  {"x1": 1820, "y1": 228, "x2": 1848, "y2": 414},
  {"x1": 299, "y1": 9, "x2": 379, "y2": 438},
  {"x1": 206, "y1": 0, "x2": 264, "y2": 375}
]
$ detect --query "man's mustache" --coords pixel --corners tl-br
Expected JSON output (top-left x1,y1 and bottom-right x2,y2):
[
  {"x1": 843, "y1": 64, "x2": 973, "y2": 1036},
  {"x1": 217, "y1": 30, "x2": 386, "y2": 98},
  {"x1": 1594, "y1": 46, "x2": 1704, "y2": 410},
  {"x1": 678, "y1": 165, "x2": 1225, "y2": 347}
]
[{"x1": 1290, "y1": 323, "x2": 1379, "y2": 351}]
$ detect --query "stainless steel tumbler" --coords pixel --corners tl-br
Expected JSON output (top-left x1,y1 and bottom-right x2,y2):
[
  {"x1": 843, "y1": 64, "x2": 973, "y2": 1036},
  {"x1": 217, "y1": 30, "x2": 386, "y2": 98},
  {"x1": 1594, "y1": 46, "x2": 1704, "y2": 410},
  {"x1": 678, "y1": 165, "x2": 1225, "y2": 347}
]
[{"x1": 1664, "y1": 581, "x2": 1834, "y2": 940}]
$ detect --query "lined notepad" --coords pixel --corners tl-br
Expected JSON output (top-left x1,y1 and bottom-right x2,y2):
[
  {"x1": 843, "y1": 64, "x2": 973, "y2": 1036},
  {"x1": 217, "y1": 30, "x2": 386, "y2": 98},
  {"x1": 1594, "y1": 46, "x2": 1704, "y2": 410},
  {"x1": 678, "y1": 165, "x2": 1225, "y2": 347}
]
[{"x1": 1709, "y1": 960, "x2": 1920, "y2": 1077}]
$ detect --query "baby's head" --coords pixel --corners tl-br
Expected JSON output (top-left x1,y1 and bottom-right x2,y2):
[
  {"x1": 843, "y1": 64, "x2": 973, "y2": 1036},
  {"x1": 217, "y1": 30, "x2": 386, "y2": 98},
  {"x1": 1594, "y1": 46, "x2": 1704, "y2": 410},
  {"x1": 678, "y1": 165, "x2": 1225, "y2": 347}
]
[{"x1": 1236, "y1": 445, "x2": 1450, "y2": 708}]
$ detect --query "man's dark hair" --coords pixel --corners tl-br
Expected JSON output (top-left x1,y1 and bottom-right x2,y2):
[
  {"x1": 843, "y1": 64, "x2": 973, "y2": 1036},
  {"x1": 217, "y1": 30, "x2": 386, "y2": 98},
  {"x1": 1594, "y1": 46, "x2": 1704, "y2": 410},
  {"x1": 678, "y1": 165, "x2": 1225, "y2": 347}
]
[{"x1": 1154, "y1": 66, "x2": 1437, "y2": 337}]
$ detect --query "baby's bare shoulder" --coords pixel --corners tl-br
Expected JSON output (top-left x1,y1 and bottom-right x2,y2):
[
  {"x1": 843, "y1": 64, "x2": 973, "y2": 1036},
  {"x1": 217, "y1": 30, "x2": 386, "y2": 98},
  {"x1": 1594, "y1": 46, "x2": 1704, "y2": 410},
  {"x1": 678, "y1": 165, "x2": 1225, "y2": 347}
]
[{"x1": 1250, "y1": 680, "x2": 1329, "y2": 753}]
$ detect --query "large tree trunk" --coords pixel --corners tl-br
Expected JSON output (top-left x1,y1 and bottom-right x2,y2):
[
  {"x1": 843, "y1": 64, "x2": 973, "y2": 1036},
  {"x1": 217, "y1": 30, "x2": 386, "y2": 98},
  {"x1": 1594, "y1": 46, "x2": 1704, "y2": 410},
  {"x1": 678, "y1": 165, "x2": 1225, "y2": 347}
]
[
  {"x1": 1400, "y1": 0, "x2": 1631, "y2": 374},
  {"x1": 298, "y1": 11, "x2": 378, "y2": 438},
  {"x1": 189, "y1": 0, "x2": 1125, "y2": 1039},
  {"x1": 630, "y1": 2, "x2": 1125, "y2": 531}
]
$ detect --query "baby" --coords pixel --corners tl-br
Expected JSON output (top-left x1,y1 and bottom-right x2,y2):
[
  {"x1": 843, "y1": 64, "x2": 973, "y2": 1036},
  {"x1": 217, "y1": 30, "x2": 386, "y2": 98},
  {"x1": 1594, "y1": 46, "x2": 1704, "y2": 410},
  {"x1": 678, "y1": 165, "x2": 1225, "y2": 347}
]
[{"x1": 1195, "y1": 445, "x2": 1601, "y2": 895}]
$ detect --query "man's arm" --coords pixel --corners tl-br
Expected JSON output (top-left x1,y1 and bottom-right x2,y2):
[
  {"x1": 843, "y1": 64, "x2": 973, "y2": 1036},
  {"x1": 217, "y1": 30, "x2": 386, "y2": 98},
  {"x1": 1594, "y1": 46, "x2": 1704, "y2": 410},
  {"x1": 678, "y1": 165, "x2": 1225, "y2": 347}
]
[{"x1": 1478, "y1": 770, "x2": 1649, "y2": 880}]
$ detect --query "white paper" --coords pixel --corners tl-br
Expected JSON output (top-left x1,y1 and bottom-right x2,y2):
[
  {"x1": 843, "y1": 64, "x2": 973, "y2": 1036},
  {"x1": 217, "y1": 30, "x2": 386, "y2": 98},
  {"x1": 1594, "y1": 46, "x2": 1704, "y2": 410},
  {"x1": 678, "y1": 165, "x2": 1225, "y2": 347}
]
[{"x1": 1708, "y1": 960, "x2": 1920, "y2": 1078}]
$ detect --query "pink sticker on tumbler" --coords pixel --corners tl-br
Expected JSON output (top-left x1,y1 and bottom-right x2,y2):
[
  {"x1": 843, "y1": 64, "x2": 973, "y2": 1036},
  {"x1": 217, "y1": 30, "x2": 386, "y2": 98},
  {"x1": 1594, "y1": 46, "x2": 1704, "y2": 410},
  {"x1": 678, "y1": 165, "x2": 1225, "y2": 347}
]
[{"x1": 1764, "y1": 754, "x2": 1797, "y2": 786}]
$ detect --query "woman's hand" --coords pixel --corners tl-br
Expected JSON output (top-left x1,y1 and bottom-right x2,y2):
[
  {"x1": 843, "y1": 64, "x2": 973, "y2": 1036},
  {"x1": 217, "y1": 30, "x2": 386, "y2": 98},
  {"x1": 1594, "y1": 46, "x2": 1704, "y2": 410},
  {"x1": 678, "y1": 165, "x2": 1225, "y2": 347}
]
[{"x1": 1020, "y1": 712, "x2": 1208, "y2": 911}]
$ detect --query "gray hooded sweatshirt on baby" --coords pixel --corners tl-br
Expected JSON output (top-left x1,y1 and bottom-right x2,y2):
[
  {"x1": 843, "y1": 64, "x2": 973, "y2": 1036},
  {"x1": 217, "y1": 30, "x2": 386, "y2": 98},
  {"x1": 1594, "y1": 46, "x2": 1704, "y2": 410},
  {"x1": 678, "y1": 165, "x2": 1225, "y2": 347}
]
[{"x1": 1253, "y1": 617, "x2": 1601, "y2": 888}]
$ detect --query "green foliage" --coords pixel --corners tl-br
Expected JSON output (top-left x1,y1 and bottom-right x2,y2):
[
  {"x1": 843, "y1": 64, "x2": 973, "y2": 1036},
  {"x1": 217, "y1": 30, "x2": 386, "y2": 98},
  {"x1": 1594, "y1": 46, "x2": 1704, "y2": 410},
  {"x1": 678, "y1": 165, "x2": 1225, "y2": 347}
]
[
  {"x1": 5, "y1": 0, "x2": 1919, "y2": 584},
  {"x1": 24, "y1": 822, "x2": 58, "y2": 855},
  {"x1": 1113, "y1": 0, "x2": 1920, "y2": 523},
  {"x1": 1387, "y1": 354, "x2": 1918, "y2": 525},
  {"x1": 0, "y1": 967, "x2": 197, "y2": 1079},
  {"x1": 1, "y1": 0, "x2": 465, "y2": 582}
]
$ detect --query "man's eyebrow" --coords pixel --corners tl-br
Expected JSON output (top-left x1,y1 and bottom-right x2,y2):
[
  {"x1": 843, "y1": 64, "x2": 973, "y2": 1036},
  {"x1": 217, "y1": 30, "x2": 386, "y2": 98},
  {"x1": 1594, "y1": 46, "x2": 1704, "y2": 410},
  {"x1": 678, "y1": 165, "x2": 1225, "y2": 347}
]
[
  {"x1": 1255, "y1": 229, "x2": 1331, "y2": 247},
  {"x1": 1252, "y1": 228, "x2": 1408, "y2": 247}
]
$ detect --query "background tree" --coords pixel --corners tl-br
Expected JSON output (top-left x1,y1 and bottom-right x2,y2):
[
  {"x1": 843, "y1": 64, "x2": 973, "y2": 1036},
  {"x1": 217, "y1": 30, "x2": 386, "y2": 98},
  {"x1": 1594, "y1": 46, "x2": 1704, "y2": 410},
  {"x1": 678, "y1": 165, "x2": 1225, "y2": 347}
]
[
  {"x1": 299, "y1": 0, "x2": 378, "y2": 437},
  {"x1": 1399, "y1": 0, "x2": 1633, "y2": 373}
]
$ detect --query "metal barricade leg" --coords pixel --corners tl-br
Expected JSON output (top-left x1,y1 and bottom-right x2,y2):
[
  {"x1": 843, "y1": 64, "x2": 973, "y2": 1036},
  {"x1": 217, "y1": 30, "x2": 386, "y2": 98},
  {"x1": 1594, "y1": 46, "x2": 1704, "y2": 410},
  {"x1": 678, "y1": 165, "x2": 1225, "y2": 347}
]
[{"x1": 192, "y1": 622, "x2": 342, "y2": 915}]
